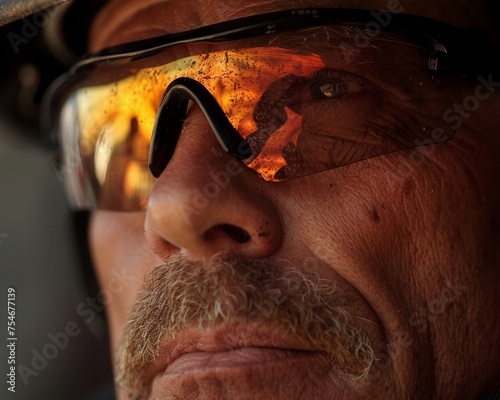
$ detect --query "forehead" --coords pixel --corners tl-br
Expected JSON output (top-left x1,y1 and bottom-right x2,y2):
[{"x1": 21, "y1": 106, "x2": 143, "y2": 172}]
[{"x1": 90, "y1": 0, "x2": 489, "y2": 51}]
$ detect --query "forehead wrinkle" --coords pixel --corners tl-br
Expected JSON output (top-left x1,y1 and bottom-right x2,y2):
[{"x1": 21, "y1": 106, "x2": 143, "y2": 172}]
[
  {"x1": 90, "y1": 0, "x2": 202, "y2": 51},
  {"x1": 90, "y1": 0, "x2": 495, "y2": 52},
  {"x1": 90, "y1": 0, "x2": 387, "y2": 51}
]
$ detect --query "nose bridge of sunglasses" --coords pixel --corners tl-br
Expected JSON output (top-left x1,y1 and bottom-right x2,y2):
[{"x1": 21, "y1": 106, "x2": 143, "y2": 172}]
[{"x1": 149, "y1": 77, "x2": 252, "y2": 178}]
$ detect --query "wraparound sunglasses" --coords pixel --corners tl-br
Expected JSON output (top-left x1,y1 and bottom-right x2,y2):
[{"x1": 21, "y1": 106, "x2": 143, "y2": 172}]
[{"x1": 43, "y1": 8, "x2": 498, "y2": 210}]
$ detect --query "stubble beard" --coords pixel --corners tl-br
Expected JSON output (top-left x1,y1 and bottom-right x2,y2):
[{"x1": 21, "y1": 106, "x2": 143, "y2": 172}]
[{"x1": 116, "y1": 253, "x2": 375, "y2": 399}]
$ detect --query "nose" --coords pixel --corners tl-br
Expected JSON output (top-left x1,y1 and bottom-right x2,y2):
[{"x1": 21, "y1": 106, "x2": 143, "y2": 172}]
[{"x1": 144, "y1": 108, "x2": 283, "y2": 260}]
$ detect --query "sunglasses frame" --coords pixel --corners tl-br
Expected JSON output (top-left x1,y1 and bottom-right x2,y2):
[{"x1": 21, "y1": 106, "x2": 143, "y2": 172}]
[
  {"x1": 43, "y1": 8, "x2": 498, "y2": 209},
  {"x1": 44, "y1": 7, "x2": 497, "y2": 126},
  {"x1": 77, "y1": 8, "x2": 493, "y2": 66}
]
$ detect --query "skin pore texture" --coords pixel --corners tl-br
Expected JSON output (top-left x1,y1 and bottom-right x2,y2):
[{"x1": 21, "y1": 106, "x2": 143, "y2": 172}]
[{"x1": 87, "y1": 0, "x2": 500, "y2": 399}]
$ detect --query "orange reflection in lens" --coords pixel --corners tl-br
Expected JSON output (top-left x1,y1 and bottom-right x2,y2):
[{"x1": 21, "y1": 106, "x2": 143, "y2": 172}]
[
  {"x1": 247, "y1": 108, "x2": 303, "y2": 181},
  {"x1": 77, "y1": 69, "x2": 165, "y2": 204},
  {"x1": 75, "y1": 48, "x2": 324, "y2": 205},
  {"x1": 124, "y1": 160, "x2": 155, "y2": 210},
  {"x1": 191, "y1": 49, "x2": 324, "y2": 181},
  {"x1": 200, "y1": 49, "x2": 324, "y2": 140}
]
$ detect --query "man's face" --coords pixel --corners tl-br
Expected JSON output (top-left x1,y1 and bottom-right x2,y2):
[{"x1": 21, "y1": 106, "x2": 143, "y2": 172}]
[{"x1": 86, "y1": 0, "x2": 500, "y2": 399}]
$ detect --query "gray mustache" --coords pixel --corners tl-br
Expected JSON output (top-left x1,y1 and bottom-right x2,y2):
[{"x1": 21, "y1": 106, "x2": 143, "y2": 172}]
[{"x1": 116, "y1": 253, "x2": 375, "y2": 399}]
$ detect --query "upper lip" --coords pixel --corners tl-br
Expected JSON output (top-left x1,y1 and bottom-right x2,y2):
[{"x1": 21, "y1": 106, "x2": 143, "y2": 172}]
[{"x1": 150, "y1": 322, "x2": 318, "y2": 376}]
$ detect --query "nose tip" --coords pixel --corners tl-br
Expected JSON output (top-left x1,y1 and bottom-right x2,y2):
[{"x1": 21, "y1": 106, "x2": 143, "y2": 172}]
[
  {"x1": 145, "y1": 183, "x2": 282, "y2": 260},
  {"x1": 144, "y1": 108, "x2": 283, "y2": 261}
]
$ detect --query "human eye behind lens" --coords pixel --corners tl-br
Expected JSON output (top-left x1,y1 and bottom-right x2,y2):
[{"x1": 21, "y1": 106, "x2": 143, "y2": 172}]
[
  {"x1": 284, "y1": 68, "x2": 370, "y2": 116},
  {"x1": 306, "y1": 69, "x2": 366, "y2": 100}
]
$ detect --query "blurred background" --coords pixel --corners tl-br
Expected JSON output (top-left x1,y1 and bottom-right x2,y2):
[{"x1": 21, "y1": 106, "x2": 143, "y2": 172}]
[{"x1": 0, "y1": 1, "x2": 113, "y2": 398}]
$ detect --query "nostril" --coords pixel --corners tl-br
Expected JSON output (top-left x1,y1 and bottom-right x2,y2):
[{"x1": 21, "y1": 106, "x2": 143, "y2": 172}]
[
  {"x1": 220, "y1": 224, "x2": 251, "y2": 243},
  {"x1": 203, "y1": 224, "x2": 251, "y2": 243}
]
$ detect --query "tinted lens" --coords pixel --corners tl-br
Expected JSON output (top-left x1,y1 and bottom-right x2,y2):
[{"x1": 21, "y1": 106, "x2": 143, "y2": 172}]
[{"x1": 56, "y1": 27, "x2": 463, "y2": 210}]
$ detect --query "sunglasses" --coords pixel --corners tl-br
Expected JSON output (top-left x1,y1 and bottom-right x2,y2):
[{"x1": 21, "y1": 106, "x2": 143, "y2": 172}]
[{"x1": 44, "y1": 8, "x2": 496, "y2": 211}]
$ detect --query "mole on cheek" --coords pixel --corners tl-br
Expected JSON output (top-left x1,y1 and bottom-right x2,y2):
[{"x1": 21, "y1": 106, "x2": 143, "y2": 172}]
[{"x1": 369, "y1": 206, "x2": 381, "y2": 223}]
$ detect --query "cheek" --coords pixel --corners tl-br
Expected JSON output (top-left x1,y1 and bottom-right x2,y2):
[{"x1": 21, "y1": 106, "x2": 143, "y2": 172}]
[
  {"x1": 280, "y1": 136, "x2": 498, "y2": 306},
  {"x1": 279, "y1": 163, "x2": 416, "y2": 273},
  {"x1": 89, "y1": 211, "x2": 162, "y2": 345},
  {"x1": 267, "y1": 144, "x2": 498, "y2": 385},
  {"x1": 275, "y1": 162, "x2": 421, "y2": 308}
]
